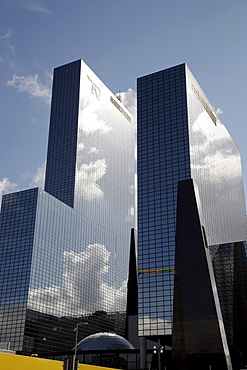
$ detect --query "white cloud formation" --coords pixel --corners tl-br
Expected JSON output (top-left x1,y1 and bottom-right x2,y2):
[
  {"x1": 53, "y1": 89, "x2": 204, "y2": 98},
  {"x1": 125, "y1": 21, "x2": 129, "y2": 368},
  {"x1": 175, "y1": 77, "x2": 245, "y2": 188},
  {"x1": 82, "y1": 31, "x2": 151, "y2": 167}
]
[
  {"x1": 77, "y1": 159, "x2": 107, "y2": 201},
  {"x1": 117, "y1": 89, "x2": 137, "y2": 176},
  {"x1": 216, "y1": 108, "x2": 223, "y2": 115},
  {"x1": 44, "y1": 70, "x2": 53, "y2": 80},
  {"x1": 1, "y1": 29, "x2": 12, "y2": 39},
  {"x1": 126, "y1": 206, "x2": 134, "y2": 222},
  {"x1": 89, "y1": 147, "x2": 99, "y2": 154},
  {"x1": 78, "y1": 143, "x2": 85, "y2": 151},
  {"x1": 129, "y1": 184, "x2": 135, "y2": 195},
  {"x1": 1, "y1": 28, "x2": 15, "y2": 55},
  {"x1": 189, "y1": 107, "x2": 246, "y2": 245},
  {"x1": 28, "y1": 244, "x2": 127, "y2": 316},
  {"x1": 6, "y1": 42, "x2": 15, "y2": 55},
  {"x1": 79, "y1": 70, "x2": 113, "y2": 135},
  {"x1": 190, "y1": 110, "x2": 241, "y2": 182},
  {"x1": 7, "y1": 73, "x2": 52, "y2": 104},
  {"x1": 80, "y1": 103, "x2": 112, "y2": 135},
  {"x1": 0, "y1": 57, "x2": 4, "y2": 63},
  {"x1": 23, "y1": 0, "x2": 50, "y2": 13},
  {"x1": 2, "y1": 0, "x2": 50, "y2": 13},
  {"x1": 138, "y1": 316, "x2": 172, "y2": 336},
  {"x1": 0, "y1": 177, "x2": 18, "y2": 205},
  {"x1": 8, "y1": 60, "x2": 16, "y2": 68},
  {"x1": 29, "y1": 162, "x2": 46, "y2": 188},
  {"x1": 117, "y1": 89, "x2": 137, "y2": 121}
]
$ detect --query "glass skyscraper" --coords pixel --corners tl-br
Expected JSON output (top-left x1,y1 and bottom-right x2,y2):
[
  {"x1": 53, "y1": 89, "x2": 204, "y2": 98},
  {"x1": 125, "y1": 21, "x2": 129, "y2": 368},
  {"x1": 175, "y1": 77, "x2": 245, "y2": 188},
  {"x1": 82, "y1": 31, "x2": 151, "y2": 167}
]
[
  {"x1": 0, "y1": 60, "x2": 135, "y2": 353},
  {"x1": 137, "y1": 64, "x2": 247, "y2": 369}
]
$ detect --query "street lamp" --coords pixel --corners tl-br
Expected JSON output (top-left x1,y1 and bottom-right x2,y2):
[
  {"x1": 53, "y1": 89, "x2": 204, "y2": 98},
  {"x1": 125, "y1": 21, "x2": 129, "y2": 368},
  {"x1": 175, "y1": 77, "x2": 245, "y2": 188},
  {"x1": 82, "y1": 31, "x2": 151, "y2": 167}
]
[
  {"x1": 153, "y1": 339, "x2": 163, "y2": 370},
  {"x1": 73, "y1": 322, "x2": 88, "y2": 370}
]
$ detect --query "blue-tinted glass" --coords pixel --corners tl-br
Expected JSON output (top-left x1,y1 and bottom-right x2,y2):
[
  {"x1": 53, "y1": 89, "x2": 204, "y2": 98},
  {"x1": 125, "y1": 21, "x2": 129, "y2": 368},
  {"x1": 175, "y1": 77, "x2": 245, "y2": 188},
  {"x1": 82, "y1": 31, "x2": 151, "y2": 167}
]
[
  {"x1": 137, "y1": 63, "x2": 247, "y2": 353},
  {"x1": 0, "y1": 60, "x2": 135, "y2": 353}
]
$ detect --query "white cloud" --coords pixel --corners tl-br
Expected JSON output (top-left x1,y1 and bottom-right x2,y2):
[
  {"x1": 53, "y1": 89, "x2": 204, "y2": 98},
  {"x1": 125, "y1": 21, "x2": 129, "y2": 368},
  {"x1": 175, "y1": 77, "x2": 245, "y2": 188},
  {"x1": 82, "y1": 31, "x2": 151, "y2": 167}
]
[
  {"x1": 138, "y1": 316, "x2": 172, "y2": 336},
  {"x1": 117, "y1": 89, "x2": 137, "y2": 120},
  {"x1": 80, "y1": 103, "x2": 112, "y2": 135},
  {"x1": 28, "y1": 244, "x2": 127, "y2": 316},
  {"x1": 77, "y1": 159, "x2": 107, "y2": 201},
  {"x1": 6, "y1": 42, "x2": 15, "y2": 55},
  {"x1": 8, "y1": 60, "x2": 16, "y2": 68},
  {"x1": 216, "y1": 108, "x2": 223, "y2": 115},
  {"x1": 89, "y1": 147, "x2": 99, "y2": 154},
  {"x1": 7, "y1": 73, "x2": 52, "y2": 104},
  {"x1": 189, "y1": 108, "x2": 246, "y2": 245},
  {"x1": 190, "y1": 110, "x2": 241, "y2": 182},
  {"x1": 1, "y1": 29, "x2": 12, "y2": 39},
  {"x1": 1, "y1": 29, "x2": 15, "y2": 55},
  {"x1": 0, "y1": 177, "x2": 18, "y2": 205},
  {"x1": 126, "y1": 206, "x2": 135, "y2": 222},
  {"x1": 23, "y1": 0, "x2": 50, "y2": 13},
  {"x1": 29, "y1": 162, "x2": 46, "y2": 188},
  {"x1": 78, "y1": 143, "x2": 85, "y2": 151},
  {"x1": 79, "y1": 85, "x2": 113, "y2": 135},
  {"x1": 0, "y1": 57, "x2": 4, "y2": 62},
  {"x1": 3, "y1": 0, "x2": 50, "y2": 13},
  {"x1": 44, "y1": 70, "x2": 53, "y2": 80},
  {"x1": 129, "y1": 184, "x2": 135, "y2": 195}
]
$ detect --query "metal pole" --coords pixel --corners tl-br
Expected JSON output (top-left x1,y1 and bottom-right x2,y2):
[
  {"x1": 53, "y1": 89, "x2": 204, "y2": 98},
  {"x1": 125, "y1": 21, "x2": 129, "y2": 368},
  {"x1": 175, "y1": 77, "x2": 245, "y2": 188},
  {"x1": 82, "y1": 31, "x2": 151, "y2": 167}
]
[
  {"x1": 72, "y1": 323, "x2": 78, "y2": 370},
  {"x1": 72, "y1": 322, "x2": 88, "y2": 370},
  {"x1": 140, "y1": 336, "x2": 147, "y2": 370},
  {"x1": 75, "y1": 324, "x2": 79, "y2": 368},
  {"x1": 157, "y1": 339, "x2": 161, "y2": 370}
]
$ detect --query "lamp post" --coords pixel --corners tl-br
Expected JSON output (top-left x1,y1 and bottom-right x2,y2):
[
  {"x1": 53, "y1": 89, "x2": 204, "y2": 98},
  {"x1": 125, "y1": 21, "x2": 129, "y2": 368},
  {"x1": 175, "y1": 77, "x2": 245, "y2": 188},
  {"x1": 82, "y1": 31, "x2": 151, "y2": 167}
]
[
  {"x1": 73, "y1": 322, "x2": 88, "y2": 370},
  {"x1": 153, "y1": 339, "x2": 163, "y2": 370}
]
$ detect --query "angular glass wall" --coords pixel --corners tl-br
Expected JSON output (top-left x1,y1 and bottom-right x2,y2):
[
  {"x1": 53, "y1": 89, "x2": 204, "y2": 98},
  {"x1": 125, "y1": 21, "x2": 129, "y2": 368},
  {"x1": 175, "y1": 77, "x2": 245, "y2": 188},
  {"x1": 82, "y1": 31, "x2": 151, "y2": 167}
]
[
  {"x1": 0, "y1": 188, "x2": 127, "y2": 353},
  {"x1": 137, "y1": 64, "x2": 191, "y2": 337},
  {"x1": 137, "y1": 64, "x2": 247, "y2": 356},
  {"x1": 0, "y1": 60, "x2": 135, "y2": 353},
  {"x1": 45, "y1": 60, "x2": 135, "y2": 297},
  {"x1": 186, "y1": 65, "x2": 246, "y2": 245}
]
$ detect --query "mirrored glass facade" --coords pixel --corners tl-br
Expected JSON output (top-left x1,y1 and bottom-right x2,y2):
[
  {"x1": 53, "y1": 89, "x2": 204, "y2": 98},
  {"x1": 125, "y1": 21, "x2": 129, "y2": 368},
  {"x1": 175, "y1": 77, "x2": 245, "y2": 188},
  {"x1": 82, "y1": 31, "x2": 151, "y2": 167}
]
[
  {"x1": 45, "y1": 60, "x2": 135, "y2": 294},
  {"x1": 137, "y1": 64, "x2": 191, "y2": 338},
  {"x1": 186, "y1": 67, "x2": 246, "y2": 245},
  {"x1": 0, "y1": 60, "x2": 135, "y2": 353},
  {"x1": 137, "y1": 64, "x2": 247, "y2": 367}
]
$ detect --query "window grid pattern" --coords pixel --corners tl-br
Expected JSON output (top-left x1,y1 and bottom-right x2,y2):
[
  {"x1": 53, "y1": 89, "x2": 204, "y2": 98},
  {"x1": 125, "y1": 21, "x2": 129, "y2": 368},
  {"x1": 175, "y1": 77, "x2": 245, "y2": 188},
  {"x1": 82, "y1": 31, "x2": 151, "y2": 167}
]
[
  {"x1": 0, "y1": 188, "x2": 125, "y2": 353},
  {"x1": 210, "y1": 243, "x2": 235, "y2": 346},
  {"x1": 137, "y1": 64, "x2": 191, "y2": 337},
  {"x1": 0, "y1": 60, "x2": 135, "y2": 353},
  {"x1": 45, "y1": 60, "x2": 81, "y2": 207},
  {"x1": 137, "y1": 63, "x2": 247, "y2": 356},
  {"x1": 0, "y1": 188, "x2": 38, "y2": 351},
  {"x1": 74, "y1": 62, "x2": 135, "y2": 289},
  {"x1": 186, "y1": 66, "x2": 246, "y2": 245},
  {"x1": 210, "y1": 241, "x2": 247, "y2": 355}
]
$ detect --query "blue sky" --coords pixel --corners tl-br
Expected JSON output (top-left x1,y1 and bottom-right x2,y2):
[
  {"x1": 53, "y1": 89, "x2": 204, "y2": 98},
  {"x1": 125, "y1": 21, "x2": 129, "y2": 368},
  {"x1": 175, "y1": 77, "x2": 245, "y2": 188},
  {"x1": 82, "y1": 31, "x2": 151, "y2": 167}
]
[{"x1": 1, "y1": 0, "x2": 247, "y2": 205}]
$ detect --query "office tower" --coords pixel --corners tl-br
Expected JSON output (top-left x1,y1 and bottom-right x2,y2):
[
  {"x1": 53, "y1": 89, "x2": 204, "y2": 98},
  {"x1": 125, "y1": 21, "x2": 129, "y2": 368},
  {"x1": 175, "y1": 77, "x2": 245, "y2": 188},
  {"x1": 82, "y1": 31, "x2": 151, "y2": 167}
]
[
  {"x1": 137, "y1": 64, "x2": 247, "y2": 369},
  {"x1": 0, "y1": 60, "x2": 135, "y2": 353}
]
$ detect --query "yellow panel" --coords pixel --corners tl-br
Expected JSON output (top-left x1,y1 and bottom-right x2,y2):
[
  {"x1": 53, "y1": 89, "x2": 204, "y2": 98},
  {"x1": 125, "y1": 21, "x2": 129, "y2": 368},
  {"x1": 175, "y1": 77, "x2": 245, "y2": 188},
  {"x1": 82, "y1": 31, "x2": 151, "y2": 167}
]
[
  {"x1": 79, "y1": 365, "x2": 115, "y2": 370},
  {"x1": 0, "y1": 353, "x2": 117, "y2": 370},
  {"x1": 0, "y1": 353, "x2": 62, "y2": 370}
]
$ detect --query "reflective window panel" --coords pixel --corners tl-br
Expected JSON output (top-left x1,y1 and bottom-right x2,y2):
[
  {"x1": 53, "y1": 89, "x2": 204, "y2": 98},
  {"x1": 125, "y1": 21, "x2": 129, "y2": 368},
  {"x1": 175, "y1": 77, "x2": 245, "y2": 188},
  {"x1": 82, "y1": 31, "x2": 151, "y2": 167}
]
[
  {"x1": 0, "y1": 60, "x2": 135, "y2": 353},
  {"x1": 137, "y1": 64, "x2": 247, "y2": 341}
]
